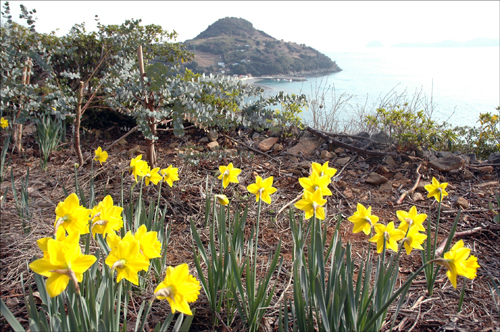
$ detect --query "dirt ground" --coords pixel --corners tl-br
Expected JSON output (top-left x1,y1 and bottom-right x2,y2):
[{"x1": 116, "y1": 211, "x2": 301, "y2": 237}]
[{"x1": 1, "y1": 125, "x2": 499, "y2": 331}]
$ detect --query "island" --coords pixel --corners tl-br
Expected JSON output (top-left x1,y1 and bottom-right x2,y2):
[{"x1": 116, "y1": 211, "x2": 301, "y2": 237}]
[{"x1": 182, "y1": 17, "x2": 342, "y2": 78}]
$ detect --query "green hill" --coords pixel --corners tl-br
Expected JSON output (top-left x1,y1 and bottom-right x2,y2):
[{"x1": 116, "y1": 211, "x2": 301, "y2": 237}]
[{"x1": 183, "y1": 17, "x2": 342, "y2": 77}]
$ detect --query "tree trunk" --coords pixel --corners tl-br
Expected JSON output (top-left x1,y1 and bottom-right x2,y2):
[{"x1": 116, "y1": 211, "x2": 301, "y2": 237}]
[{"x1": 75, "y1": 81, "x2": 84, "y2": 166}]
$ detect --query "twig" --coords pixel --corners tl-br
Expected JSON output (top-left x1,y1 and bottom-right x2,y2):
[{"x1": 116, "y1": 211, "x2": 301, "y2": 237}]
[
  {"x1": 396, "y1": 164, "x2": 422, "y2": 204},
  {"x1": 276, "y1": 193, "x2": 303, "y2": 217},
  {"x1": 104, "y1": 125, "x2": 140, "y2": 152},
  {"x1": 222, "y1": 134, "x2": 281, "y2": 164},
  {"x1": 435, "y1": 226, "x2": 487, "y2": 256},
  {"x1": 305, "y1": 126, "x2": 396, "y2": 157}
]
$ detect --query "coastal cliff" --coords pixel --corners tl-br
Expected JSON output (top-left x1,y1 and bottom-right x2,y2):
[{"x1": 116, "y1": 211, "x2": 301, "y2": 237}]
[{"x1": 183, "y1": 17, "x2": 342, "y2": 77}]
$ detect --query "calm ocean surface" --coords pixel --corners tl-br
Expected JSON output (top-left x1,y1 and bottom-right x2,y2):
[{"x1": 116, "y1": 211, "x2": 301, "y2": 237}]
[{"x1": 253, "y1": 47, "x2": 500, "y2": 129}]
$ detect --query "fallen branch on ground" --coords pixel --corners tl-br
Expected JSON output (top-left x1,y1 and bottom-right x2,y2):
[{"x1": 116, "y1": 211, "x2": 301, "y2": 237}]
[
  {"x1": 435, "y1": 226, "x2": 486, "y2": 256},
  {"x1": 396, "y1": 164, "x2": 422, "y2": 204}
]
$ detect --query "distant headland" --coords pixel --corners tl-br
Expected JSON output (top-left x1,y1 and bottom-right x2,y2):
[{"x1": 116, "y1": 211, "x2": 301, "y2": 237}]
[{"x1": 182, "y1": 17, "x2": 342, "y2": 78}]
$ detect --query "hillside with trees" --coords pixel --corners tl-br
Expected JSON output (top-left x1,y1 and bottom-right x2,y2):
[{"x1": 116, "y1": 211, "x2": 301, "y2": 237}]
[{"x1": 183, "y1": 17, "x2": 342, "y2": 77}]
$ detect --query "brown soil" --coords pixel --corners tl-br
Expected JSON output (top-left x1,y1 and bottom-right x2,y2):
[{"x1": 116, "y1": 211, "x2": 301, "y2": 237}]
[{"x1": 1, "y1": 126, "x2": 499, "y2": 331}]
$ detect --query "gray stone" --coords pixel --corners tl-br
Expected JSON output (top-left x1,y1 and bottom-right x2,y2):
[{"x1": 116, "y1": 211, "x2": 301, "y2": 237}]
[
  {"x1": 258, "y1": 137, "x2": 279, "y2": 152},
  {"x1": 365, "y1": 172, "x2": 389, "y2": 185},
  {"x1": 207, "y1": 141, "x2": 219, "y2": 150},
  {"x1": 198, "y1": 137, "x2": 209, "y2": 143},
  {"x1": 335, "y1": 157, "x2": 351, "y2": 166},
  {"x1": 415, "y1": 147, "x2": 424, "y2": 158},
  {"x1": 252, "y1": 132, "x2": 261, "y2": 140},
  {"x1": 207, "y1": 129, "x2": 218, "y2": 142},
  {"x1": 385, "y1": 156, "x2": 397, "y2": 168},
  {"x1": 355, "y1": 131, "x2": 370, "y2": 138},
  {"x1": 372, "y1": 131, "x2": 391, "y2": 144},
  {"x1": 320, "y1": 150, "x2": 334, "y2": 159},
  {"x1": 456, "y1": 197, "x2": 470, "y2": 209},
  {"x1": 487, "y1": 152, "x2": 500, "y2": 164},
  {"x1": 466, "y1": 153, "x2": 477, "y2": 163},
  {"x1": 437, "y1": 151, "x2": 455, "y2": 158},
  {"x1": 273, "y1": 143, "x2": 283, "y2": 152},
  {"x1": 379, "y1": 182, "x2": 392, "y2": 192},
  {"x1": 428, "y1": 156, "x2": 465, "y2": 172},
  {"x1": 287, "y1": 137, "x2": 324, "y2": 156}
]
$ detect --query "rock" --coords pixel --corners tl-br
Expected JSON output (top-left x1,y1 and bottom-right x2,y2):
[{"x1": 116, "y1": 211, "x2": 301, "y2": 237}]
[
  {"x1": 287, "y1": 137, "x2": 324, "y2": 156},
  {"x1": 223, "y1": 149, "x2": 238, "y2": 157},
  {"x1": 252, "y1": 132, "x2": 261, "y2": 140},
  {"x1": 474, "y1": 181, "x2": 499, "y2": 188},
  {"x1": 466, "y1": 153, "x2": 477, "y2": 163},
  {"x1": 198, "y1": 137, "x2": 209, "y2": 143},
  {"x1": 385, "y1": 156, "x2": 397, "y2": 168},
  {"x1": 169, "y1": 142, "x2": 180, "y2": 149},
  {"x1": 487, "y1": 152, "x2": 500, "y2": 164},
  {"x1": 459, "y1": 155, "x2": 470, "y2": 165},
  {"x1": 335, "y1": 157, "x2": 351, "y2": 166},
  {"x1": 334, "y1": 148, "x2": 345, "y2": 154},
  {"x1": 412, "y1": 192, "x2": 425, "y2": 201},
  {"x1": 372, "y1": 131, "x2": 391, "y2": 145},
  {"x1": 437, "y1": 151, "x2": 455, "y2": 158},
  {"x1": 365, "y1": 173, "x2": 388, "y2": 185},
  {"x1": 379, "y1": 166, "x2": 390, "y2": 173},
  {"x1": 463, "y1": 170, "x2": 474, "y2": 180},
  {"x1": 356, "y1": 131, "x2": 370, "y2": 138},
  {"x1": 428, "y1": 156, "x2": 465, "y2": 172},
  {"x1": 456, "y1": 197, "x2": 470, "y2": 209},
  {"x1": 416, "y1": 181, "x2": 431, "y2": 192},
  {"x1": 273, "y1": 143, "x2": 283, "y2": 152},
  {"x1": 379, "y1": 182, "x2": 392, "y2": 192},
  {"x1": 207, "y1": 141, "x2": 219, "y2": 150},
  {"x1": 258, "y1": 137, "x2": 279, "y2": 152},
  {"x1": 477, "y1": 166, "x2": 494, "y2": 173},
  {"x1": 127, "y1": 145, "x2": 145, "y2": 158},
  {"x1": 394, "y1": 172, "x2": 404, "y2": 180},
  {"x1": 320, "y1": 150, "x2": 334, "y2": 159},
  {"x1": 414, "y1": 147, "x2": 424, "y2": 158},
  {"x1": 343, "y1": 188, "x2": 353, "y2": 199}
]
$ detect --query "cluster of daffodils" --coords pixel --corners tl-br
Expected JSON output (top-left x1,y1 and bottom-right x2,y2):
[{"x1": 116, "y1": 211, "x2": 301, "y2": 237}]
[
  {"x1": 347, "y1": 177, "x2": 480, "y2": 289},
  {"x1": 213, "y1": 162, "x2": 278, "y2": 205},
  {"x1": 0, "y1": 117, "x2": 8, "y2": 129},
  {"x1": 294, "y1": 162, "x2": 337, "y2": 220},
  {"x1": 129, "y1": 154, "x2": 179, "y2": 187},
  {"x1": 348, "y1": 203, "x2": 427, "y2": 254},
  {"x1": 29, "y1": 151, "x2": 200, "y2": 316}
]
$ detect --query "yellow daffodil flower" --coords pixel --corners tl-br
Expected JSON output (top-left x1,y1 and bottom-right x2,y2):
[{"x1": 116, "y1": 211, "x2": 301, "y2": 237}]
[
  {"x1": 54, "y1": 193, "x2": 90, "y2": 235},
  {"x1": 347, "y1": 203, "x2": 379, "y2": 235},
  {"x1": 218, "y1": 163, "x2": 241, "y2": 188},
  {"x1": 425, "y1": 177, "x2": 449, "y2": 202},
  {"x1": 0, "y1": 117, "x2": 8, "y2": 129},
  {"x1": 134, "y1": 225, "x2": 162, "y2": 260},
  {"x1": 154, "y1": 263, "x2": 201, "y2": 315},
  {"x1": 311, "y1": 161, "x2": 337, "y2": 179},
  {"x1": 161, "y1": 165, "x2": 179, "y2": 187},
  {"x1": 396, "y1": 206, "x2": 427, "y2": 233},
  {"x1": 37, "y1": 227, "x2": 79, "y2": 259},
  {"x1": 144, "y1": 167, "x2": 162, "y2": 186},
  {"x1": 90, "y1": 195, "x2": 123, "y2": 238},
  {"x1": 436, "y1": 240, "x2": 481, "y2": 289},
  {"x1": 94, "y1": 146, "x2": 108, "y2": 164},
  {"x1": 129, "y1": 155, "x2": 148, "y2": 182},
  {"x1": 299, "y1": 171, "x2": 332, "y2": 196},
  {"x1": 246, "y1": 176, "x2": 277, "y2": 204},
  {"x1": 402, "y1": 225, "x2": 427, "y2": 255},
  {"x1": 369, "y1": 222, "x2": 405, "y2": 253},
  {"x1": 29, "y1": 232, "x2": 96, "y2": 297},
  {"x1": 105, "y1": 237, "x2": 150, "y2": 285},
  {"x1": 294, "y1": 189, "x2": 327, "y2": 220},
  {"x1": 214, "y1": 194, "x2": 230, "y2": 206}
]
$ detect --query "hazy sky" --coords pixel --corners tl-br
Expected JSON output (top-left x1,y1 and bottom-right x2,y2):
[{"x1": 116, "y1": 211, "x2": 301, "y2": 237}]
[{"x1": 5, "y1": 1, "x2": 500, "y2": 52}]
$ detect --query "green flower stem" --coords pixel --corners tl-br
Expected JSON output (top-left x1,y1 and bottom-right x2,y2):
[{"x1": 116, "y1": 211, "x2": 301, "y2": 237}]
[{"x1": 253, "y1": 198, "x2": 262, "y2": 288}]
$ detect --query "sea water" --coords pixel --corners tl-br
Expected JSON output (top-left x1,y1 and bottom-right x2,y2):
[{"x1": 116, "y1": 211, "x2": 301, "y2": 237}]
[{"x1": 252, "y1": 47, "x2": 500, "y2": 129}]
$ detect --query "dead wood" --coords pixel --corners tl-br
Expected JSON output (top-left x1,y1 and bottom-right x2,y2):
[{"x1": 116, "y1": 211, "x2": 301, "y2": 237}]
[{"x1": 305, "y1": 126, "x2": 396, "y2": 157}]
